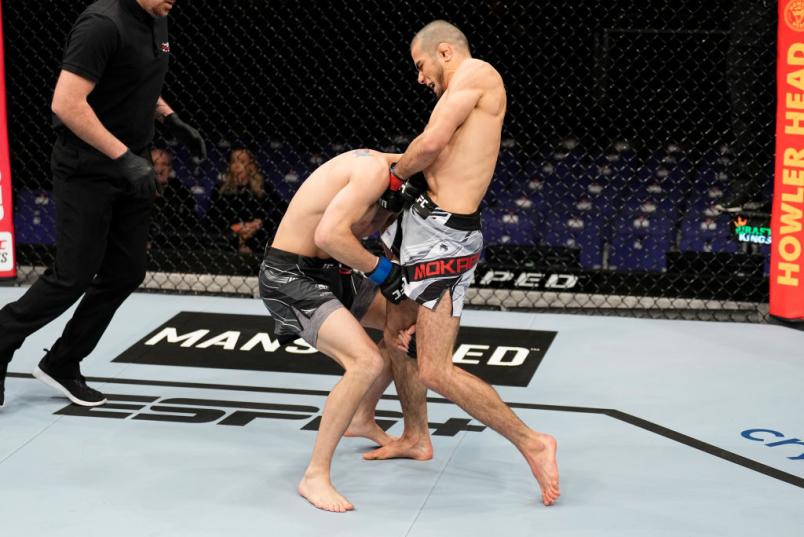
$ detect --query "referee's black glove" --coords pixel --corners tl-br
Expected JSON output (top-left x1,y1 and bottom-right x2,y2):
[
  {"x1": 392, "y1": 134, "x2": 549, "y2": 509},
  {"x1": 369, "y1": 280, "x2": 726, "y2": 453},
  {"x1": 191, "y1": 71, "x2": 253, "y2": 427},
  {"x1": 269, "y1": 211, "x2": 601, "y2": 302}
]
[
  {"x1": 164, "y1": 113, "x2": 207, "y2": 163},
  {"x1": 115, "y1": 150, "x2": 156, "y2": 199}
]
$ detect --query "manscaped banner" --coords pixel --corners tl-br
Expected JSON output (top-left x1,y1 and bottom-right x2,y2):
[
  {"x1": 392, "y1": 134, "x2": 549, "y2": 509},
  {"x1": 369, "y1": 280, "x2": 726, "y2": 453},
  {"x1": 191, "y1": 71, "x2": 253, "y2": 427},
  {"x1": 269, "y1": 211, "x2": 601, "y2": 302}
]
[
  {"x1": 771, "y1": 1, "x2": 804, "y2": 320},
  {"x1": 0, "y1": 2, "x2": 16, "y2": 278},
  {"x1": 113, "y1": 312, "x2": 557, "y2": 387}
]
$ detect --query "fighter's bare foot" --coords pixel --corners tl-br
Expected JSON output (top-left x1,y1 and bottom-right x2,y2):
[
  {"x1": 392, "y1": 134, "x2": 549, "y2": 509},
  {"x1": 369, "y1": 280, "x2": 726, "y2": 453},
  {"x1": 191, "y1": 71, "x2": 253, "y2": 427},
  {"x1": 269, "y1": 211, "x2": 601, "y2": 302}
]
[
  {"x1": 523, "y1": 433, "x2": 560, "y2": 506},
  {"x1": 344, "y1": 419, "x2": 397, "y2": 446},
  {"x1": 363, "y1": 436, "x2": 433, "y2": 461},
  {"x1": 298, "y1": 474, "x2": 355, "y2": 513}
]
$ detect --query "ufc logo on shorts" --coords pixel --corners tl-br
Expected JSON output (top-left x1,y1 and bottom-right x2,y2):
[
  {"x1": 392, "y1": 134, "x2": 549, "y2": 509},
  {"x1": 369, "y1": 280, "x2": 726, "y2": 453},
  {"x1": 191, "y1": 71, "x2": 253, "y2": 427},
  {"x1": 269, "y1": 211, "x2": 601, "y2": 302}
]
[{"x1": 410, "y1": 253, "x2": 481, "y2": 281}]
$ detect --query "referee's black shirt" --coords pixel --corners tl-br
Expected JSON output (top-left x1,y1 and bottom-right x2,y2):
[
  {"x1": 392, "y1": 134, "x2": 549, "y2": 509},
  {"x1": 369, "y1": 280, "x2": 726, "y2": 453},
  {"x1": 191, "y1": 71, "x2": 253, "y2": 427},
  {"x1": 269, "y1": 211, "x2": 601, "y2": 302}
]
[{"x1": 54, "y1": 0, "x2": 170, "y2": 153}]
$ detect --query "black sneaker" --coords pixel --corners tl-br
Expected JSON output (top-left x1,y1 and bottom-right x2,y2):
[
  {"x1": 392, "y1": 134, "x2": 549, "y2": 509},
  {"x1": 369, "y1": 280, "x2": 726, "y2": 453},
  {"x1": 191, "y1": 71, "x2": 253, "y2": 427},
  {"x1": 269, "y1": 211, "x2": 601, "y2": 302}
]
[{"x1": 32, "y1": 360, "x2": 106, "y2": 407}]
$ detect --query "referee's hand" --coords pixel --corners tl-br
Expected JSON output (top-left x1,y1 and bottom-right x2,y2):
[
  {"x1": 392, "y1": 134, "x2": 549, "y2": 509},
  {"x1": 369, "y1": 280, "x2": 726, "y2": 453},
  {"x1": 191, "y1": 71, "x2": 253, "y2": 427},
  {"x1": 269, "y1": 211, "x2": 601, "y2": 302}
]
[
  {"x1": 164, "y1": 113, "x2": 207, "y2": 163},
  {"x1": 115, "y1": 150, "x2": 156, "y2": 199}
]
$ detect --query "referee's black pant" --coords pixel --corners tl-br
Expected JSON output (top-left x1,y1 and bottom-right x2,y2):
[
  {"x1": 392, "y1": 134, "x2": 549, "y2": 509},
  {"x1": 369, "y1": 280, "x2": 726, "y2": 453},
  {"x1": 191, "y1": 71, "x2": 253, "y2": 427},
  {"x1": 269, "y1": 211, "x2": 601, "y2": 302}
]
[{"x1": 0, "y1": 136, "x2": 153, "y2": 376}]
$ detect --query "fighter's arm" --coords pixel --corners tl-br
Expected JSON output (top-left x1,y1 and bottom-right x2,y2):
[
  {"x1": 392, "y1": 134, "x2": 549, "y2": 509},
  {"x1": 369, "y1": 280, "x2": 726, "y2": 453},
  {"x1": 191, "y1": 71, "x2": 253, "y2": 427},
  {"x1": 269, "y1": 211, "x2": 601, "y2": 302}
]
[
  {"x1": 52, "y1": 71, "x2": 128, "y2": 159},
  {"x1": 314, "y1": 163, "x2": 387, "y2": 274},
  {"x1": 393, "y1": 65, "x2": 485, "y2": 178}
]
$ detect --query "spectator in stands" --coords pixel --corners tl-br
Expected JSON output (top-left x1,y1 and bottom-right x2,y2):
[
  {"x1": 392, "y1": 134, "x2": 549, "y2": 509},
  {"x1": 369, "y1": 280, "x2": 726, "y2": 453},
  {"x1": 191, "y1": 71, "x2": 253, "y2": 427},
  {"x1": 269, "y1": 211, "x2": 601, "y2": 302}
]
[
  {"x1": 208, "y1": 147, "x2": 287, "y2": 254},
  {"x1": 149, "y1": 147, "x2": 198, "y2": 247}
]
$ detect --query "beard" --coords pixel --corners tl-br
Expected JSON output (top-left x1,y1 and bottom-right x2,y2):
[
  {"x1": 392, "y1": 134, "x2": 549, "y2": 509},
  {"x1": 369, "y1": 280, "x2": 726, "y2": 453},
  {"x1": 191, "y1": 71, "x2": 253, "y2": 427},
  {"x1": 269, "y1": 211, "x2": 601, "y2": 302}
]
[{"x1": 434, "y1": 67, "x2": 446, "y2": 97}]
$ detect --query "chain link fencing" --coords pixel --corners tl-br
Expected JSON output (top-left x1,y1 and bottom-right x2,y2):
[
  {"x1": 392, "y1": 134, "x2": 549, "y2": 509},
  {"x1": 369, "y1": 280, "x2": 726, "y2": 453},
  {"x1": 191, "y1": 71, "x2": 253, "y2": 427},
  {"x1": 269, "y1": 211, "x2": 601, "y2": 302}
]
[{"x1": 4, "y1": 0, "x2": 777, "y2": 320}]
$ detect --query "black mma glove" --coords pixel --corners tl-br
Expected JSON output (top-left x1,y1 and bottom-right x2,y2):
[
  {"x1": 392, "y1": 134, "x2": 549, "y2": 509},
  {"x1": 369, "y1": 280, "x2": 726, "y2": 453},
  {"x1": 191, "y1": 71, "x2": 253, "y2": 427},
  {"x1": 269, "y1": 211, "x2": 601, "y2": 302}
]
[
  {"x1": 164, "y1": 113, "x2": 207, "y2": 163},
  {"x1": 115, "y1": 150, "x2": 156, "y2": 199},
  {"x1": 400, "y1": 171, "x2": 428, "y2": 206},
  {"x1": 367, "y1": 256, "x2": 406, "y2": 304},
  {"x1": 378, "y1": 163, "x2": 406, "y2": 212}
]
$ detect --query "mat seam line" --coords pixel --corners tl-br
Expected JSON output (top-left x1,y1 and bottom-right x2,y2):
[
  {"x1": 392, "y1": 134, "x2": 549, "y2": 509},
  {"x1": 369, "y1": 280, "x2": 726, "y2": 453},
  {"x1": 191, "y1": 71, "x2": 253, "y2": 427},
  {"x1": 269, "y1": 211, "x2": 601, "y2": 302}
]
[
  {"x1": 0, "y1": 416, "x2": 65, "y2": 467},
  {"x1": 404, "y1": 430, "x2": 469, "y2": 537}
]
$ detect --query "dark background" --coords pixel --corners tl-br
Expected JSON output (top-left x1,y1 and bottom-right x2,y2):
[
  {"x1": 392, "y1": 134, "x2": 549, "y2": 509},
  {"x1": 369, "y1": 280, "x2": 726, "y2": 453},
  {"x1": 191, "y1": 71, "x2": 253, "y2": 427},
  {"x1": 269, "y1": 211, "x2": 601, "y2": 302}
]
[{"x1": 3, "y1": 0, "x2": 774, "y2": 186}]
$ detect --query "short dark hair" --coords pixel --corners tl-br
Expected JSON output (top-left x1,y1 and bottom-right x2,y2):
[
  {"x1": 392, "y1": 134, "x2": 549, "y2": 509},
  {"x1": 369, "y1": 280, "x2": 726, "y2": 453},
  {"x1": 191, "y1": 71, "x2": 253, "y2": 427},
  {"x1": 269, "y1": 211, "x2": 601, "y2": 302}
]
[{"x1": 411, "y1": 20, "x2": 470, "y2": 54}]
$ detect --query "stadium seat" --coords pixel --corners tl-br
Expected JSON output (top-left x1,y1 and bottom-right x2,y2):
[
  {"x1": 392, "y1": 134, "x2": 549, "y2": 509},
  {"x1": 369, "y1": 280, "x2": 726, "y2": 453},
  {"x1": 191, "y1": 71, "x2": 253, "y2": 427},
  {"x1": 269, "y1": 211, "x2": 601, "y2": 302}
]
[
  {"x1": 679, "y1": 212, "x2": 739, "y2": 253},
  {"x1": 543, "y1": 212, "x2": 604, "y2": 269},
  {"x1": 13, "y1": 190, "x2": 56, "y2": 245},
  {"x1": 482, "y1": 208, "x2": 540, "y2": 246}
]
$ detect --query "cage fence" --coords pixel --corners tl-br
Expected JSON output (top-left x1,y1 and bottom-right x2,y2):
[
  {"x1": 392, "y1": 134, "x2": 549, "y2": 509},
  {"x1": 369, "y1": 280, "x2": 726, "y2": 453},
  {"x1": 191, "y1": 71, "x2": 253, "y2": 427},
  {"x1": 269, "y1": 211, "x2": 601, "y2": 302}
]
[{"x1": 3, "y1": 0, "x2": 776, "y2": 321}]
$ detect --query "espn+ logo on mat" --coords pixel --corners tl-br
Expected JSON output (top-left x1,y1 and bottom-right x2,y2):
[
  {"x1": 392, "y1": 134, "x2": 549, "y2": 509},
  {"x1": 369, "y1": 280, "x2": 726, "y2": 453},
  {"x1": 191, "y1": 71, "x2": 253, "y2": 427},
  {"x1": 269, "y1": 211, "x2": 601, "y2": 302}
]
[{"x1": 55, "y1": 394, "x2": 487, "y2": 437}]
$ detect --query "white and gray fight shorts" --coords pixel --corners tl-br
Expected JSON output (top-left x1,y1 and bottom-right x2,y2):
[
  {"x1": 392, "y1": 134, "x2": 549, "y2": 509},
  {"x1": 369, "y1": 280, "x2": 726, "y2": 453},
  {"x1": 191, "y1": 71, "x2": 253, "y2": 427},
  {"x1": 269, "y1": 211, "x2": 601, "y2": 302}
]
[{"x1": 382, "y1": 192, "x2": 482, "y2": 317}]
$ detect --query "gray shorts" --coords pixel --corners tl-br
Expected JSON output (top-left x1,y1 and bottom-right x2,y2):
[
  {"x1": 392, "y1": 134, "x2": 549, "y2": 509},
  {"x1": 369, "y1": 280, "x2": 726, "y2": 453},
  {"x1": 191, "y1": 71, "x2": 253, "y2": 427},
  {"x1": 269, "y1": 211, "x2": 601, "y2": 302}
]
[
  {"x1": 382, "y1": 193, "x2": 483, "y2": 317},
  {"x1": 259, "y1": 247, "x2": 378, "y2": 347}
]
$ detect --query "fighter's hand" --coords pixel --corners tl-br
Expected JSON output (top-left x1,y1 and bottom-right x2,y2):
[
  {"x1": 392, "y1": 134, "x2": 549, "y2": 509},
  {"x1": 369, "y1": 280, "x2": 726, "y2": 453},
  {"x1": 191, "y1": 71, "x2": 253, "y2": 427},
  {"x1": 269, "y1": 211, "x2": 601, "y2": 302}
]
[
  {"x1": 400, "y1": 171, "x2": 428, "y2": 205},
  {"x1": 164, "y1": 113, "x2": 207, "y2": 163},
  {"x1": 115, "y1": 150, "x2": 156, "y2": 199},
  {"x1": 367, "y1": 256, "x2": 406, "y2": 304},
  {"x1": 378, "y1": 163, "x2": 406, "y2": 212},
  {"x1": 395, "y1": 324, "x2": 416, "y2": 354}
]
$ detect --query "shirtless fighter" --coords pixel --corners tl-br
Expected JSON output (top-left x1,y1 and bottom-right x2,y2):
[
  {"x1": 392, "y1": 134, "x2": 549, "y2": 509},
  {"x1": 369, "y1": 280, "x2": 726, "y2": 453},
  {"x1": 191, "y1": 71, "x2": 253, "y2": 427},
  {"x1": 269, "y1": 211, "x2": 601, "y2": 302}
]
[
  {"x1": 259, "y1": 148, "x2": 419, "y2": 512},
  {"x1": 366, "y1": 20, "x2": 561, "y2": 507}
]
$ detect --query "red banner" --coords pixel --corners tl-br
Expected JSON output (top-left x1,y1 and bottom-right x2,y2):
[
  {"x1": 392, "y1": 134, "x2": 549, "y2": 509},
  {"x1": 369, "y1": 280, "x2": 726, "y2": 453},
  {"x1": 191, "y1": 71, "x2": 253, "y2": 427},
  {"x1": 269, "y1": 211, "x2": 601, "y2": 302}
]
[
  {"x1": 0, "y1": 2, "x2": 16, "y2": 278},
  {"x1": 771, "y1": 0, "x2": 804, "y2": 320}
]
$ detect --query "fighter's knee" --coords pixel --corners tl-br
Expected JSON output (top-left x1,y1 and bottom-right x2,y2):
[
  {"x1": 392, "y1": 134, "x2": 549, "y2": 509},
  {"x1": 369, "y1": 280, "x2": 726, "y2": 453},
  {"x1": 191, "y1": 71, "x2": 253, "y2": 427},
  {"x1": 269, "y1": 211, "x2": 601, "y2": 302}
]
[
  {"x1": 417, "y1": 361, "x2": 453, "y2": 392},
  {"x1": 348, "y1": 348, "x2": 385, "y2": 378}
]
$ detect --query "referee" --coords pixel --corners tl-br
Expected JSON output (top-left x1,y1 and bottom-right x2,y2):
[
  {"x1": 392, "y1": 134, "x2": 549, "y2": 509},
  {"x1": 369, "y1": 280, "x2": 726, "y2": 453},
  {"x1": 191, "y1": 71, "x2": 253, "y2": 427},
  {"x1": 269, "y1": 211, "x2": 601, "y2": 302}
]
[{"x1": 0, "y1": 0, "x2": 206, "y2": 408}]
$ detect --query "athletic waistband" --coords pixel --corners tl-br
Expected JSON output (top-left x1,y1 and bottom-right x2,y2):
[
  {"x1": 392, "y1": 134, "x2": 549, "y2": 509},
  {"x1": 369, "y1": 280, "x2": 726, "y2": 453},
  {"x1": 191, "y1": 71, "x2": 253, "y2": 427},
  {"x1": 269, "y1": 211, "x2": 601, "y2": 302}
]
[
  {"x1": 264, "y1": 246, "x2": 344, "y2": 270},
  {"x1": 410, "y1": 193, "x2": 482, "y2": 231}
]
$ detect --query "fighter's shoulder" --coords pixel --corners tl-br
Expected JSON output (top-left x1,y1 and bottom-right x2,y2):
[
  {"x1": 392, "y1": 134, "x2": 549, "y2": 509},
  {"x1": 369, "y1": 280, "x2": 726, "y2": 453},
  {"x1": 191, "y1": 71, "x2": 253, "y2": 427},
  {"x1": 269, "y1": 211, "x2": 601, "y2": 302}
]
[
  {"x1": 341, "y1": 150, "x2": 387, "y2": 186},
  {"x1": 454, "y1": 59, "x2": 503, "y2": 88},
  {"x1": 345, "y1": 149, "x2": 389, "y2": 170}
]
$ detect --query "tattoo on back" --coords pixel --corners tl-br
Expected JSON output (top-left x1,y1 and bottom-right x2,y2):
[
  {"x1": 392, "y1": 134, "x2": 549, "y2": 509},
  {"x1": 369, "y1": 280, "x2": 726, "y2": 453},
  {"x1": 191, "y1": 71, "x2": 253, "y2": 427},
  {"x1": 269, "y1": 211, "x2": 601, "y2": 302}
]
[{"x1": 354, "y1": 149, "x2": 372, "y2": 157}]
